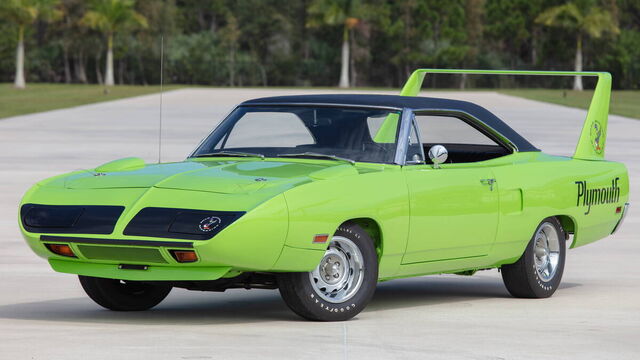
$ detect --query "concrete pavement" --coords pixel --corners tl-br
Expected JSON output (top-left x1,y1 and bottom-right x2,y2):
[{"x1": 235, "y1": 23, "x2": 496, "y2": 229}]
[{"x1": 0, "y1": 88, "x2": 638, "y2": 359}]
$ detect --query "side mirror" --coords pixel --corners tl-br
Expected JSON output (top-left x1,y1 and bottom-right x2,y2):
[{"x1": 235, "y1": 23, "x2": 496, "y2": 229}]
[{"x1": 428, "y1": 145, "x2": 448, "y2": 168}]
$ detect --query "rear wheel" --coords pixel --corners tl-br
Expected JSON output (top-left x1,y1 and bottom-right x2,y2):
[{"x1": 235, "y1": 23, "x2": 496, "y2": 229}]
[
  {"x1": 79, "y1": 276, "x2": 172, "y2": 311},
  {"x1": 501, "y1": 217, "x2": 566, "y2": 298},
  {"x1": 278, "y1": 223, "x2": 378, "y2": 321}
]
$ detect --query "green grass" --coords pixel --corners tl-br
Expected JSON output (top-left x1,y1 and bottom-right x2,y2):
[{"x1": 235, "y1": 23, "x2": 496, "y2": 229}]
[
  {"x1": 0, "y1": 83, "x2": 183, "y2": 119},
  {"x1": 499, "y1": 89, "x2": 640, "y2": 119}
]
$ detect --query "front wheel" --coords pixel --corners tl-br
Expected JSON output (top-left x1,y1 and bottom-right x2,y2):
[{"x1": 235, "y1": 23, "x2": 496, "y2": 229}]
[
  {"x1": 278, "y1": 223, "x2": 378, "y2": 321},
  {"x1": 501, "y1": 217, "x2": 566, "y2": 298},
  {"x1": 79, "y1": 276, "x2": 172, "y2": 311}
]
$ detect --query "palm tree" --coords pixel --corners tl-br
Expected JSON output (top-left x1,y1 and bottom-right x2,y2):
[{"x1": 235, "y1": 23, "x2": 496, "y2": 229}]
[
  {"x1": 536, "y1": 3, "x2": 619, "y2": 90},
  {"x1": 0, "y1": 0, "x2": 61, "y2": 89},
  {"x1": 81, "y1": 0, "x2": 147, "y2": 86},
  {"x1": 308, "y1": 0, "x2": 362, "y2": 88}
]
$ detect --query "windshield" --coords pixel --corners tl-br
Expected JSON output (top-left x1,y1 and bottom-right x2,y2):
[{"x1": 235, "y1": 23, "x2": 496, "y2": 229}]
[{"x1": 190, "y1": 106, "x2": 402, "y2": 164}]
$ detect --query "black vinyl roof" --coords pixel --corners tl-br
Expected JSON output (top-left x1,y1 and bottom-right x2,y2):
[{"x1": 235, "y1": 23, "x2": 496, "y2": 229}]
[{"x1": 242, "y1": 94, "x2": 538, "y2": 152}]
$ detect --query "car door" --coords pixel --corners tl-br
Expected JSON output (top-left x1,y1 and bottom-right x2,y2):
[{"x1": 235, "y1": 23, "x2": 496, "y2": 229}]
[{"x1": 401, "y1": 112, "x2": 508, "y2": 264}]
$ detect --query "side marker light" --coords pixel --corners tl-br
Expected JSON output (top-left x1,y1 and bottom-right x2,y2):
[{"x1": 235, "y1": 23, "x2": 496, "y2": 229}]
[{"x1": 313, "y1": 234, "x2": 329, "y2": 244}]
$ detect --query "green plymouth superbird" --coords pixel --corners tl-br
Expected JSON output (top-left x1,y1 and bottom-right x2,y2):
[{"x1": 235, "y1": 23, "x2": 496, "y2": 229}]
[{"x1": 19, "y1": 70, "x2": 629, "y2": 321}]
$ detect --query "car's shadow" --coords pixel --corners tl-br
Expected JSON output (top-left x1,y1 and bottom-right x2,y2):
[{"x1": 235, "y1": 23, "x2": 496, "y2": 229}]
[{"x1": 0, "y1": 276, "x2": 580, "y2": 325}]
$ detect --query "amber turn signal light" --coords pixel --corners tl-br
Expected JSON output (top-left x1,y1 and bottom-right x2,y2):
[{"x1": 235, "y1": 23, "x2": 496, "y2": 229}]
[
  {"x1": 170, "y1": 250, "x2": 198, "y2": 263},
  {"x1": 313, "y1": 234, "x2": 329, "y2": 244},
  {"x1": 45, "y1": 243, "x2": 76, "y2": 257}
]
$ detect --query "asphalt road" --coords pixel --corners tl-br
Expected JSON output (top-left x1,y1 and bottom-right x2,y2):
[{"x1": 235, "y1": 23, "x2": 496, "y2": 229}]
[{"x1": 0, "y1": 89, "x2": 638, "y2": 360}]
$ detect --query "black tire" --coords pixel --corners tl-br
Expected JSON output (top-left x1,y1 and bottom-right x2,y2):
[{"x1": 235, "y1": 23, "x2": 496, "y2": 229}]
[
  {"x1": 278, "y1": 223, "x2": 378, "y2": 321},
  {"x1": 79, "y1": 276, "x2": 172, "y2": 311},
  {"x1": 501, "y1": 217, "x2": 566, "y2": 298}
]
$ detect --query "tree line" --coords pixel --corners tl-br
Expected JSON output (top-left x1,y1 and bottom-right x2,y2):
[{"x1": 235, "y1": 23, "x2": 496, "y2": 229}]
[{"x1": 0, "y1": 0, "x2": 638, "y2": 90}]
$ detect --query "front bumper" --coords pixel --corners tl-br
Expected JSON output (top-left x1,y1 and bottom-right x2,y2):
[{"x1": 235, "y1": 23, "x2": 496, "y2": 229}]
[
  {"x1": 50, "y1": 258, "x2": 232, "y2": 281},
  {"x1": 36, "y1": 234, "x2": 232, "y2": 281}
]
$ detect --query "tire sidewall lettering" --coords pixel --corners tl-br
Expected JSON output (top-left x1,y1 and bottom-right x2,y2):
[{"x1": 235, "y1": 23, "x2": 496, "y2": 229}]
[{"x1": 309, "y1": 291, "x2": 356, "y2": 313}]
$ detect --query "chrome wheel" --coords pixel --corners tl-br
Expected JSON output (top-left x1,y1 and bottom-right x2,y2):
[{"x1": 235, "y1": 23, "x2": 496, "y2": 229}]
[
  {"x1": 533, "y1": 222, "x2": 561, "y2": 282},
  {"x1": 309, "y1": 236, "x2": 365, "y2": 303}
]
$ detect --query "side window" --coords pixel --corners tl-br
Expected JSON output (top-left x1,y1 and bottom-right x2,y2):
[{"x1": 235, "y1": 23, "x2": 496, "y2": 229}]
[
  {"x1": 415, "y1": 115, "x2": 498, "y2": 145},
  {"x1": 222, "y1": 112, "x2": 315, "y2": 148},
  {"x1": 414, "y1": 114, "x2": 510, "y2": 164}
]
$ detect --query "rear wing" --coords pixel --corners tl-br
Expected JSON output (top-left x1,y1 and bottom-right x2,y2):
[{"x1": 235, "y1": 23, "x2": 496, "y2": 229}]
[{"x1": 400, "y1": 69, "x2": 612, "y2": 160}]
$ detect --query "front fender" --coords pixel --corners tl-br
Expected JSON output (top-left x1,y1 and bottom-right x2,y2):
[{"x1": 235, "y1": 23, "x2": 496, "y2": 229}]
[{"x1": 279, "y1": 169, "x2": 409, "y2": 278}]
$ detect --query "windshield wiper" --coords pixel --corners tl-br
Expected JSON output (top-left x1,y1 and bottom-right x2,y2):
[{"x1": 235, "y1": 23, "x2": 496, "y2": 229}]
[
  {"x1": 276, "y1": 152, "x2": 355, "y2": 165},
  {"x1": 193, "y1": 151, "x2": 265, "y2": 159}
]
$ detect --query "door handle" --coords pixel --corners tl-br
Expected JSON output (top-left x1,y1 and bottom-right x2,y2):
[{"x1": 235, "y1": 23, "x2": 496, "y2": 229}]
[{"x1": 480, "y1": 178, "x2": 496, "y2": 191}]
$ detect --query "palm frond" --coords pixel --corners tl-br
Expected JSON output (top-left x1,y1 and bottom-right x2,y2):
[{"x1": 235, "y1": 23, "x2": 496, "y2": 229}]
[
  {"x1": 307, "y1": 0, "x2": 362, "y2": 28},
  {"x1": 0, "y1": 0, "x2": 61, "y2": 25},
  {"x1": 535, "y1": 3, "x2": 582, "y2": 29},
  {"x1": 81, "y1": 10, "x2": 110, "y2": 32},
  {"x1": 81, "y1": 0, "x2": 147, "y2": 34},
  {"x1": 583, "y1": 6, "x2": 619, "y2": 38}
]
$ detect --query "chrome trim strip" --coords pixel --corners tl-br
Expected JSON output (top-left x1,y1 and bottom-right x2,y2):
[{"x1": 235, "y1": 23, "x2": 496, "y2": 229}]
[
  {"x1": 611, "y1": 202, "x2": 630, "y2": 234},
  {"x1": 238, "y1": 102, "x2": 403, "y2": 111},
  {"x1": 411, "y1": 108, "x2": 519, "y2": 152},
  {"x1": 394, "y1": 108, "x2": 414, "y2": 165}
]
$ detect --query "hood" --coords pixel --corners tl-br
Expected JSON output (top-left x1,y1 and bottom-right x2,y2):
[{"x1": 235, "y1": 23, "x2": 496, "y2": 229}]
[{"x1": 58, "y1": 158, "x2": 362, "y2": 194}]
